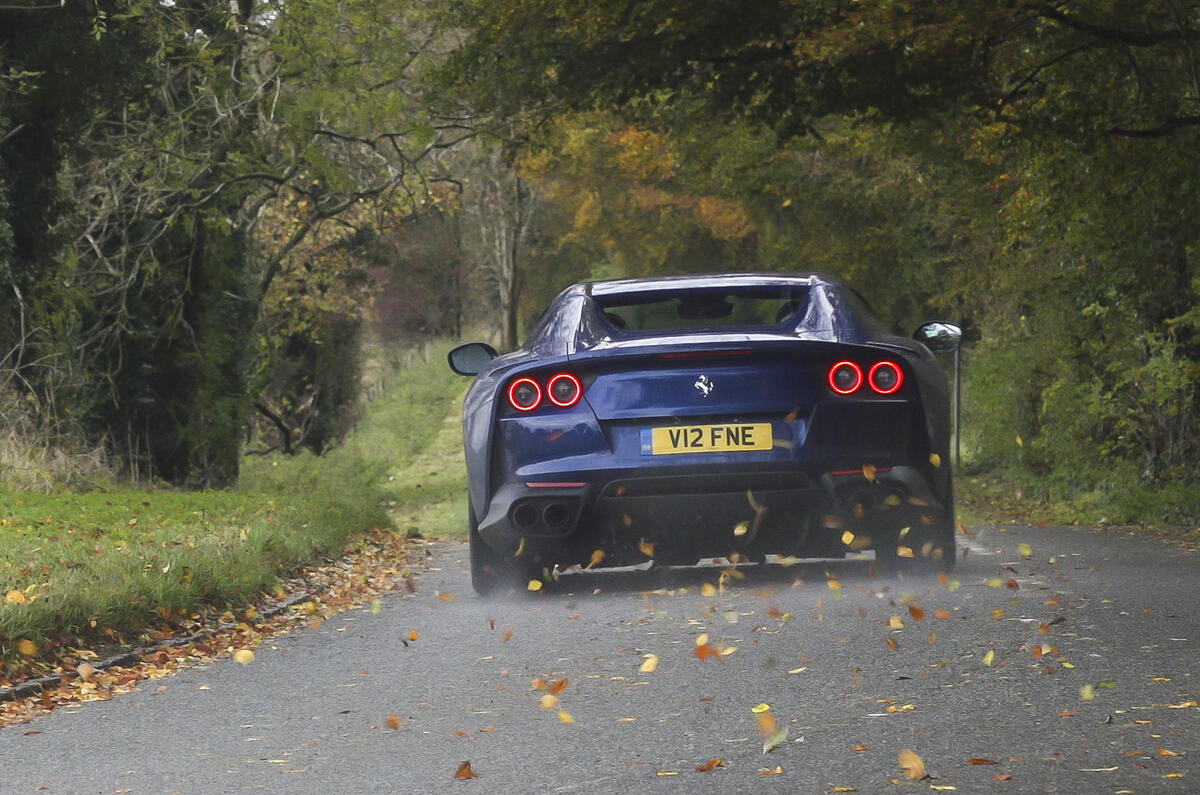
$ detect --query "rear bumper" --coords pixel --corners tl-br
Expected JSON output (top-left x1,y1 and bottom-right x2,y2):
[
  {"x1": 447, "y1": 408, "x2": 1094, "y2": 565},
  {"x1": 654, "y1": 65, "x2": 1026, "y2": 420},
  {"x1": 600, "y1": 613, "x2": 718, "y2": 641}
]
[{"x1": 476, "y1": 464, "x2": 948, "y2": 566}]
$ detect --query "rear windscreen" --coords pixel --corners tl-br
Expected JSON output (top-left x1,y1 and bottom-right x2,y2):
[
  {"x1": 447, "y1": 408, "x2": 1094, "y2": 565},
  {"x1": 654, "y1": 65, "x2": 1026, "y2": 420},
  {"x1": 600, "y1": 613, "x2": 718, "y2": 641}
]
[{"x1": 595, "y1": 287, "x2": 811, "y2": 333}]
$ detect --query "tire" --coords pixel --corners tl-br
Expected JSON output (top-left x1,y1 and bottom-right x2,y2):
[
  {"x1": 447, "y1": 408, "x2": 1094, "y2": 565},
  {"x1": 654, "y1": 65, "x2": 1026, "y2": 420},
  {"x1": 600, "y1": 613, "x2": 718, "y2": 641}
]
[
  {"x1": 468, "y1": 502, "x2": 541, "y2": 594},
  {"x1": 469, "y1": 503, "x2": 503, "y2": 595}
]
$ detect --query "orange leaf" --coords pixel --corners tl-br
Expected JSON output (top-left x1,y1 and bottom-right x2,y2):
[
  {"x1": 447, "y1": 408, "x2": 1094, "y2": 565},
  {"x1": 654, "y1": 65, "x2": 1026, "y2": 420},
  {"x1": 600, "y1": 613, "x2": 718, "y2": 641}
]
[
  {"x1": 993, "y1": 774, "x2": 1014, "y2": 781},
  {"x1": 755, "y1": 711, "x2": 778, "y2": 737},
  {"x1": 454, "y1": 761, "x2": 479, "y2": 780},
  {"x1": 502, "y1": 628, "x2": 514, "y2": 643},
  {"x1": 898, "y1": 749, "x2": 926, "y2": 780},
  {"x1": 408, "y1": 631, "x2": 419, "y2": 641},
  {"x1": 1005, "y1": 578, "x2": 1019, "y2": 590},
  {"x1": 908, "y1": 605, "x2": 926, "y2": 621},
  {"x1": 17, "y1": 638, "x2": 37, "y2": 657},
  {"x1": 549, "y1": 678, "x2": 568, "y2": 695},
  {"x1": 885, "y1": 637, "x2": 899, "y2": 650},
  {"x1": 531, "y1": 678, "x2": 548, "y2": 691},
  {"x1": 586, "y1": 549, "x2": 605, "y2": 569},
  {"x1": 847, "y1": 744, "x2": 869, "y2": 752},
  {"x1": 862, "y1": 463, "x2": 877, "y2": 482},
  {"x1": 695, "y1": 759, "x2": 726, "y2": 772},
  {"x1": 437, "y1": 592, "x2": 454, "y2": 601},
  {"x1": 386, "y1": 715, "x2": 402, "y2": 730},
  {"x1": 935, "y1": 609, "x2": 952, "y2": 620},
  {"x1": 454, "y1": 731, "x2": 469, "y2": 738},
  {"x1": 638, "y1": 539, "x2": 655, "y2": 557},
  {"x1": 694, "y1": 643, "x2": 724, "y2": 662},
  {"x1": 758, "y1": 766, "x2": 783, "y2": 775},
  {"x1": 968, "y1": 758, "x2": 999, "y2": 765}
]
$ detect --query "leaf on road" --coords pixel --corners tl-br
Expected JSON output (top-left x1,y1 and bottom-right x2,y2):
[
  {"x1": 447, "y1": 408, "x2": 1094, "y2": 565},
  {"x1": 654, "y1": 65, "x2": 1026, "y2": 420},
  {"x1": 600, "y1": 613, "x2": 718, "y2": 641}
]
[
  {"x1": 1080, "y1": 684, "x2": 1096, "y2": 701},
  {"x1": 847, "y1": 744, "x2": 869, "y2": 752},
  {"x1": 982, "y1": 650, "x2": 995, "y2": 666},
  {"x1": 758, "y1": 766, "x2": 783, "y2": 775},
  {"x1": 502, "y1": 628, "x2": 514, "y2": 643},
  {"x1": 888, "y1": 615, "x2": 905, "y2": 629},
  {"x1": 437, "y1": 592, "x2": 454, "y2": 601},
  {"x1": 908, "y1": 605, "x2": 926, "y2": 621},
  {"x1": 408, "y1": 631, "x2": 419, "y2": 641},
  {"x1": 695, "y1": 759, "x2": 726, "y2": 772},
  {"x1": 549, "y1": 678, "x2": 568, "y2": 695},
  {"x1": 557, "y1": 709, "x2": 574, "y2": 724},
  {"x1": 640, "y1": 654, "x2": 660, "y2": 673},
  {"x1": 885, "y1": 638, "x2": 899, "y2": 651},
  {"x1": 453, "y1": 761, "x2": 479, "y2": 780},
  {"x1": 539, "y1": 694, "x2": 559, "y2": 710},
  {"x1": 898, "y1": 749, "x2": 927, "y2": 780},
  {"x1": 935, "y1": 609, "x2": 952, "y2": 620},
  {"x1": 1018, "y1": 543, "x2": 1033, "y2": 558},
  {"x1": 233, "y1": 649, "x2": 255, "y2": 666},
  {"x1": 386, "y1": 714, "x2": 403, "y2": 730},
  {"x1": 968, "y1": 758, "x2": 999, "y2": 765}
]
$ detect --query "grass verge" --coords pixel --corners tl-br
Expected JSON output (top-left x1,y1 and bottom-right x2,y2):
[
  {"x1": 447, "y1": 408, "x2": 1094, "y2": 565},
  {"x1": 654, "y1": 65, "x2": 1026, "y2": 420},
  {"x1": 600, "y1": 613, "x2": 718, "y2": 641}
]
[{"x1": 1, "y1": 340, "x2": 466, "y2": 684}]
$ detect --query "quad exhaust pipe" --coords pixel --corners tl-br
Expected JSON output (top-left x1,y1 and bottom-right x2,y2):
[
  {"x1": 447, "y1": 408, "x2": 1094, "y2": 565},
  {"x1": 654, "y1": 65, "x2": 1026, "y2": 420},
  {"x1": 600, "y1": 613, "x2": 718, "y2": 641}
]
[{"x1": 511, "y1": 498, "x2": 577, "y2": 534}]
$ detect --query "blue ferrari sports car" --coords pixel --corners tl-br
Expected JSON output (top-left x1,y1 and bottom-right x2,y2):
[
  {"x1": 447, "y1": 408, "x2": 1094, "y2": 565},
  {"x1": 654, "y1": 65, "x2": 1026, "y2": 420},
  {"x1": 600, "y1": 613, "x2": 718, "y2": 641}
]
[{"x1": 448, "y1": 273, "x2": 962, "y2": 594}]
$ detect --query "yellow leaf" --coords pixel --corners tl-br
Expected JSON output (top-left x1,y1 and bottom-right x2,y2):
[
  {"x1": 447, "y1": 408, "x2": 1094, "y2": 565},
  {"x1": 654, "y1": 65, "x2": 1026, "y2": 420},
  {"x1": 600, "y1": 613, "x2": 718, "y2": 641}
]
[
  {"x1": 929, "y1": 453, "x2": 941, "y2": 468},
  {"x1": 369, "y1": 599, "x2": 383, "y2": 615},
  {"x1": 557, "y1": 709, "x2": 574, "y2": 724},
  {"x1": 437, "y1": 592, "x2": 454, "y2": 601},
  {"x1": 862, "y1": 463, "x2": 877, "y2": 482},
  {"x1": 1018, "y1": 543, "x2": 1033, "y2": 558},
  {"x1": 898, "y1": 748, "x2": 926, "y2": 780},
  {"x1": 700, "y1": 582, "x2": 717, "y2": 597},
  {"x1": 527, "y1": 579, "x2": 543, "y2": 592},
  {"x1": 733, "y1": 521, "x2": 749, "y2": 537},
  {"x1": 408, "y1": 630, "x2": 419, "y2": 641},
  {"x1": 1080, "y1": 684, "x2": 1096, "y2": 701},
  {"x1": 982, "y1": 650, "x2": 995, "y2": 666},
  {"x1": 585, "y1": 549, "x2": 605, "y2": 569},
  {"x1": 1016, "y1": 434, "x2": 1023, "y2": 447},
  {"x1": 514, "y1": 537, "x2": 526, "y2": 557},
  {"x1": 5, "y1": 589, "x2": 27, "y2": 605},
  {"x1": 696, "y1": 633, "x2": 710, "y2": 647},
  {"x1": 751, "y1": 702, "x2": 771, "y2": 713},
  {"x1": 639, "y1": 654, "x2": 660, "y2": 673},
  {"x1": 787, "y1": 666, "x2": 808, "y2": 674},
  {"x1": 841, "y1": 530, "x2": 855, "y2": 546},
  {"x1": 762, "y1": 726, "x2": 788, "y2": 754},
  {"x1": 234, "y1": 649, "x2": 255, "y2": 666},
  {"x1": 638, "y1": 539, "x2": 655, "y2": 557},
  {"x1": 888, "y1": 615, "x2": 905, "y2": 629},
  {"x1": 759, "y1": 766, "x2": 783, "y2": 775},
  {"x1": 896, "y1": 545, "x2": 915, "y2": 558},
  {"x1": 883, "y1": 493, "x2": 903, "y2": 507},
  {"x1": 539, "y1": 694, "x2": 559, "y2": 709}
]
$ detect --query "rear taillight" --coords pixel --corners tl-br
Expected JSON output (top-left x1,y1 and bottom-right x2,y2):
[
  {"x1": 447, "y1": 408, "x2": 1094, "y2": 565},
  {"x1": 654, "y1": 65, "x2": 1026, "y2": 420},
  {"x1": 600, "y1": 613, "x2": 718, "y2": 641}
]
[
  {"x1": 507, "y1": 373, "x2": 583, "y2": 411},
  {"x1": 868, "y1": 361, "x2": 903, "y2": 394},
  {"x1": 547, "y1": 373, "x2": 582, "y2": 407},
  {"x1": 828, "y1": 361, "x2": 863, "y2": 394},
  {"x1": 508, "y1": 377, "x2": 542, "y2": 411},
  {"x1": 828, "y1": 360, "x2": 904, "y2": 395}
]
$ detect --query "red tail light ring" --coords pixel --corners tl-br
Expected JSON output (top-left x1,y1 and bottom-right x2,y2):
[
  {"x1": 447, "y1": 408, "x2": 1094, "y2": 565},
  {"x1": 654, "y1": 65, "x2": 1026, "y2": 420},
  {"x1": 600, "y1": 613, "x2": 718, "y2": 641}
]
[
  {"x1": 507, "y1": 377, "x2": 542, "y2": 411},
  {"x1": 828, "y1": 361, "x2": 863, "y2": 394},
  {"x1": 547, "y1": 373, "x2": 582, "y2": 407},
  {"x1": 868, "y1": 361, "x2": 903, "y2": 394}
]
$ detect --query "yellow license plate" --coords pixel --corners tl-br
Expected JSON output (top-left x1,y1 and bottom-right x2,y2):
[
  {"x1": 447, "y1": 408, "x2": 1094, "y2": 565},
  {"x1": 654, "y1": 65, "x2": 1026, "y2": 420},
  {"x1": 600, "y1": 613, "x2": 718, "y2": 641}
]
[{"x1": 648, "y1": 423, "x2": 773, "y2": 455}]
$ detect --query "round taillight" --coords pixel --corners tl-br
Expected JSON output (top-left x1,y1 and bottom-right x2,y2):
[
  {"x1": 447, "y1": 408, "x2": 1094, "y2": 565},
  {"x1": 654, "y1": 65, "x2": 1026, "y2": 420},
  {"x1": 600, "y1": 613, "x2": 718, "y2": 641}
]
[
  {"x1": 547, "y1": 372, "x2": 582, "y2": 407},
  {"x1": 868, "y1": 361, "x2": 903, "y2": 394},
  {"x1": 508, "y1": 377, "x2": 541, "y2": 411},
  {"x1": 828, "y1": 361, "x2": 863, "y2": 394}
]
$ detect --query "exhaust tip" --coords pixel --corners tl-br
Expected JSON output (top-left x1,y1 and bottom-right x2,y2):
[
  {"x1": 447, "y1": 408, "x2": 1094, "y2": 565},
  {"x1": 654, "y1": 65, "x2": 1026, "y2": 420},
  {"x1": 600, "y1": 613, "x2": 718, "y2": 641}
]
[{"x1": 542, "y1": 502, "x2": 570, "y2": 529}]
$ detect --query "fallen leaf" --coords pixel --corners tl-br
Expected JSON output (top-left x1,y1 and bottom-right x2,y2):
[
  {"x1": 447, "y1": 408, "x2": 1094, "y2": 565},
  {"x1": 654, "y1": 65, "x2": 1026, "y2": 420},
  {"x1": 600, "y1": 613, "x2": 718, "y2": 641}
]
[
  {"x1": 5, "y1": 589, "x2": 27, "y2": 605},
  {"x1": 386, "y1": 714, "x2": 402, "y2": 730},
  {"x1": 1018, "y1": 542, "x2": 1033, "y2": 558},
  {"x1": 968, "y1": 758, "x2": 999, "y2": 765},
  {"x1": 908, "y1": 605, "x2": 926, "y2": 621},
  {"x1": 1158, "y1": 748, "x2": 1185, "y2": 757},
  {"x1": 408, "y1": 631, "x2": 419, "y2": 641},
  {"x1": 549, "y1": 678, "x2": 568, "y2": 695},
  {"x1": 76, "y1": 663, "x2": 96, "y2": 683},
  {"x1": 539, "y1": 694, "x2": 559, "y2": 709},
  {"x1": 640, "y1": 654, "x2": 660, "y2": 673},
  {"x1": 557, "y1": 709, "x2": 574, "y2": 724},
  {"x1": 885, "y1": 638, "x2": 899, "y2": 651},
  {"x1": 437, "y1": 592, "x2": 454, "y2": 601},
  {"x1": 935, "y1": 609, "x2": 951, "y2": 620},
  {"x1": 695, "y1": 759, "x2": 726, "y2": 772},
  {"x1": 502, "y1": 628, "x2": 514, "y2": 643},
  {"x1": 454, "y1": 730, "x2": 469, "y2": 738},
  {"x1": 17, "y1": 639, "x2": 36, "y2": 657},
  {"x1": 899, "y1": 748, "x2": 927, "y2": 780},
  {"x1": 847, "y1": 744, "x2": 869, "y2": 752},
  {"x1": 531, "y1": 678, "x2": 548, "y2": 691},
  {"x1": 453, "y1": 761, "x2": 478, "y2": 780},
  {"x1": 982, "y1": 650, "x2": 995, "y2": 666},
  {"x1": 758, "y1": 766, "x2": 783, "y2": 775},
  {"x1": 233, "y1": 649, "x2": 255, "y2": 666},
  {"x1": 992, "y1": 774, "x2": 1013, "y2": 781},
  {"x1": 888, "y1": 615, "x2": 905, "y2": 629}
]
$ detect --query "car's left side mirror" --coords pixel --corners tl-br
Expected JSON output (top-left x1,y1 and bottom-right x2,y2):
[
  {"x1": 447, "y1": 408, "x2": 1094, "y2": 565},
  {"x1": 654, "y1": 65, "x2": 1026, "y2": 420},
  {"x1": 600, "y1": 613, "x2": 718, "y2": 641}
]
[
  {"x1": 448, "y1": 342, "x2": 499, "y2": 376},
  {"x1": 914, "y1": 321, "x2": 962, "y2": 354}
]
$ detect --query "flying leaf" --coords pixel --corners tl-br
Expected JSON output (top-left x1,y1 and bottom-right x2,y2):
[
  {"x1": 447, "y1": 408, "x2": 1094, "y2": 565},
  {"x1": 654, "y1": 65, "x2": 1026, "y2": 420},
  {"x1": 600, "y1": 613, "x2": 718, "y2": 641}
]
[
  {"x1": 640, "y1": 654, "x2": 660, "y2": 673},
  {"x1": 453, "y1": 761, "x2": 479, "y2": 780},
  {"x1": 758, "y1": 766, "x2": 783, "y2": 775},
  {"x1": 752, "y1": 703, "x2": 772, "y2": 714},
  {"x1": 586, "y1": 549, "x2": 605, "y2": 569},
  {"x1": 700, "y1": 582, "x2": 717, "y2": 597},
  {"x1": 694, "y1": 643, "x2": 723, "y2": 662},
  {"x1": 898, "y1": 749, "x2": 927, "y2": 780},
  {"x1": 762, "y1": 727, "x2": 788, "y2": 754},
  {"x1": 929, "y1": 453, "x2": 942, "y2": 468},
  {"x1": 1018, "y1": 543, "x2": 1033, "y2": 558},
  {"x1": 908, "y1": 605, "x2": 926, "y2": 621},
  {"x1": 888, "y1": 616, "x2": 905, "y2": 629},
  {"x1": 1015, "y1": 435, "x2": 1023, "y2": 447},
  {"x1": 514, "y1": 537, "x2": 526, "y2": 557},
  {"x1": 527, "y1": 579, "x2": 543, "y2": 592},
  {"x1": 897, "y1": 545, "x2": 915, "y2": 558},
  {"x1": 885, "y1": 637, "x2": 899, "y2": 650},
  {"x1": 841, "y1": 530, "x2": 855, "y2": 546},
  {"x1": 502, "y1": 628, "x2": 514, "y2": 643},
  {"x1": 549, "y1": 678, "x2": 568, "y2": 695},
  {"x1": 233, "y1": 649, "x2": 255, "y2": 666},
  {"x1": 539, "y1": 694, "x2": 559, "y2": 710},
  {"x1": 733, "y1": 521, "x2": 749, "y2": 537},
  {"x1": 935, "y1": 609, "x2": 952, "y2": 619},
  {"x1": 695, "y1": 759, "x2": 726, "y2": 772},
  {"x1": 638, "y1": 539, "x2": 655, "y2": 557},
  {"x1": 408, "y1": 630, "x2": 419, "y2": 641},
  {"x1": 1080, "y1": 684, "x2": 1096, "y2": 701},
  {"x1": 557, "y1": 709, "x2": 574, "y2": 724},
  {"x1": 862, "y1": 464, "x2": 877, "y2": 482}
]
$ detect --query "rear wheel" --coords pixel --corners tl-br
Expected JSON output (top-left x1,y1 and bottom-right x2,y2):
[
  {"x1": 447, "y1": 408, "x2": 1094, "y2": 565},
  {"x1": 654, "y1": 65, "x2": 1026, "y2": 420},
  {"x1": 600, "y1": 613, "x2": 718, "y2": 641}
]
[{"x1": 469, "y1": 502, "x2": 541, "y2": 594}]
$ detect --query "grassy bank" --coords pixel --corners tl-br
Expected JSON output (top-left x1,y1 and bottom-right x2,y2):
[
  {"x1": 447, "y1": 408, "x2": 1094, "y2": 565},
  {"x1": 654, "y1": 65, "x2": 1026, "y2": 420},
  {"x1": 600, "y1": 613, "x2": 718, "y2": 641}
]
[{"x1": 1, "y1": 341, "x2": 466, "y2": 681}]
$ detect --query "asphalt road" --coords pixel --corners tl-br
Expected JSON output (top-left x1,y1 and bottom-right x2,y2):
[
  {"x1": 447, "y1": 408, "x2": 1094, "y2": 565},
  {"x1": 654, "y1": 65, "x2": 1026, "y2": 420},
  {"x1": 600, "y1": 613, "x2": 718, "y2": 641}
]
[{"x1": 0, "y1": 523, "x2": 1197, "y2": 794}]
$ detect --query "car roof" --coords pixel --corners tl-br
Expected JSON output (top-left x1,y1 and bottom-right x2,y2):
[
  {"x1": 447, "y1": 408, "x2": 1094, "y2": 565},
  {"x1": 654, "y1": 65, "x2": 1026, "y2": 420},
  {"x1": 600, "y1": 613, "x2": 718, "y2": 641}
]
[{"x1": 585, "y1": 272, "x2": 836, "y2": 298}]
